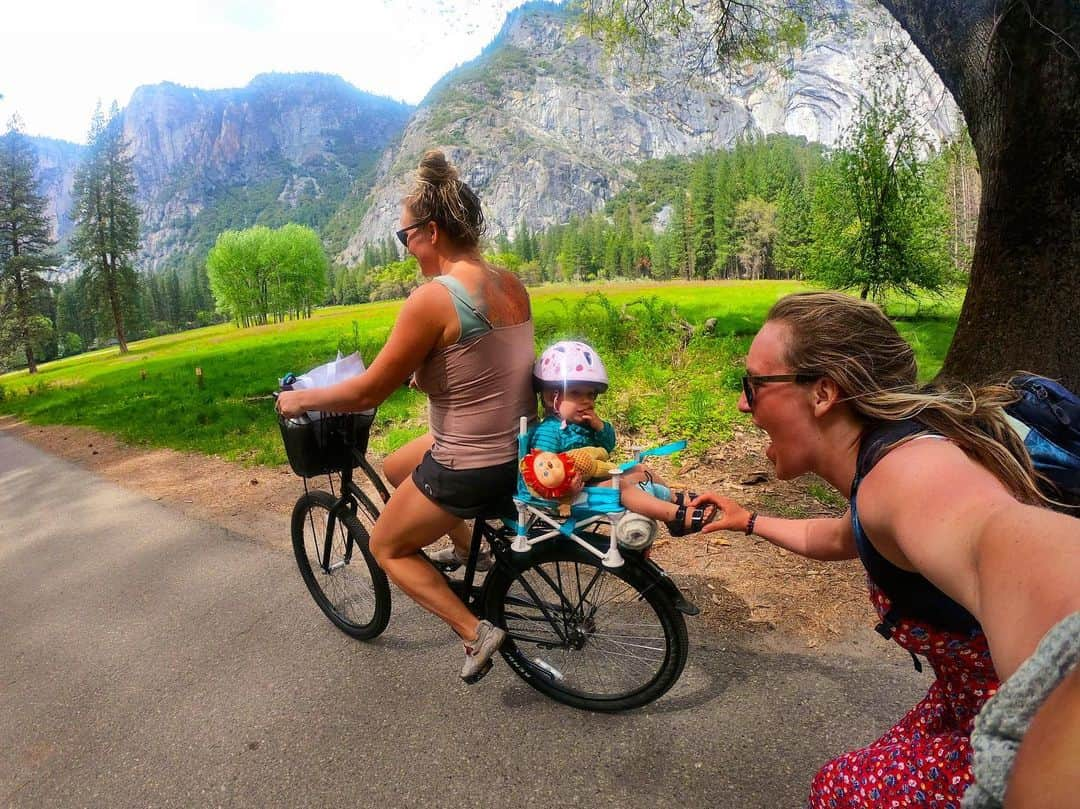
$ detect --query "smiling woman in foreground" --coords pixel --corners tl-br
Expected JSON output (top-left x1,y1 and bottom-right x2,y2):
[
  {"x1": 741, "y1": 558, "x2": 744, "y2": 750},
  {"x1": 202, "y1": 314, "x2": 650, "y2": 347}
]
[{"x1": 692, "y1": 292, "x2": 1079, "y2": 809}]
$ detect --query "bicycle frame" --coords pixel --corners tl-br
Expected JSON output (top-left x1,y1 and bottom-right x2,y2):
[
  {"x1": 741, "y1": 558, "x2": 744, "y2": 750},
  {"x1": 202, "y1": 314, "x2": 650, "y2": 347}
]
[{"x1": 304, "y1": 442, "x2": 697, "y2": 620}]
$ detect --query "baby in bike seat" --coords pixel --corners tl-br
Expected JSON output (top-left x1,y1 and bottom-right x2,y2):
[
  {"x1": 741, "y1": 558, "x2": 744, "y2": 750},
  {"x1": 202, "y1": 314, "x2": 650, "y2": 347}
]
[{"x1": 528, "y1": 340, "x2": 717, "y2": 539}]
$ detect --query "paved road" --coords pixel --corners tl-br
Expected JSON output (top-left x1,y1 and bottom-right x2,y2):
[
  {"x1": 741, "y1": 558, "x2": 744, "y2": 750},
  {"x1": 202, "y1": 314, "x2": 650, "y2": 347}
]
[{"x1": 0, "y1": 432, "x2": 929, "y2": 808}]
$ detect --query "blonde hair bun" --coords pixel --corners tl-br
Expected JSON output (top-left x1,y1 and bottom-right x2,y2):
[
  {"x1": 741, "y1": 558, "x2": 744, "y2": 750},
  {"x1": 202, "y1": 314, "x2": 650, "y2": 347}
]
[
  {"x1": 417, "y1": 150, "x2": 458, "y2": 187},
  {"x1": 405, "y1": 148, "x2": 485, "y2": 247}
]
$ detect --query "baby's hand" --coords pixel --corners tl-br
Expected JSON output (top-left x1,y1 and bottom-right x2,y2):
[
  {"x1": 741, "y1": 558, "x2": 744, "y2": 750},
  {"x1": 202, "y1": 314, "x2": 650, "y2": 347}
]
[{"x1": 571, "y1": 405, "x2": 602, "y2": 431}]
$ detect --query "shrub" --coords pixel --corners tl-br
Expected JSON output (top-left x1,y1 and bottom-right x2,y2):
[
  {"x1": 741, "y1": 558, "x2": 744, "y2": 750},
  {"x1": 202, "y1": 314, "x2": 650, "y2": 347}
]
[{"x1": 58, "y1": 332, "x2": 84, "y2": 358}]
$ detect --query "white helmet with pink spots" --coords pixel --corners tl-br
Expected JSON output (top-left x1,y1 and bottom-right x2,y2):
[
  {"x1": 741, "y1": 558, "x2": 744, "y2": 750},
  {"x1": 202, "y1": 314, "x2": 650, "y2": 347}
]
[{"x1": 534, "y1": 340, "x2": 609, "y2": 392}]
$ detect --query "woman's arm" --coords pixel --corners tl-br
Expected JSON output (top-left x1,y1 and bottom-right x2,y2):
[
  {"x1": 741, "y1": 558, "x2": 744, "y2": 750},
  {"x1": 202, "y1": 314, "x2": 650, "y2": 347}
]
[
  {"x1": 277, "y1": 284, "x2": 450, "y2": 417},
  {"x1": 856, "y1": 439, "x2": 1080, "y2": 679},
  {"x1": 692, "y1": 492, "x2": 857, "y2": 561}
]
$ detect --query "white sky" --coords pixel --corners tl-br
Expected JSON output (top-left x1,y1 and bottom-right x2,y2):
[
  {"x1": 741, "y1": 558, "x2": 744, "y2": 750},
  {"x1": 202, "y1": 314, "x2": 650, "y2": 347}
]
[{"x1": 1, "y1": 0, "x2": 535, "y2": 144}]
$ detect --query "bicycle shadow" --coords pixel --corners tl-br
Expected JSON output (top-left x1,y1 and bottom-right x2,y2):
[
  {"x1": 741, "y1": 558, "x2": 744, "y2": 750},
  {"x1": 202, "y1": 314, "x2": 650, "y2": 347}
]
[{"x1": 493, "y1": 572, "x2": 923, "y2": 717}]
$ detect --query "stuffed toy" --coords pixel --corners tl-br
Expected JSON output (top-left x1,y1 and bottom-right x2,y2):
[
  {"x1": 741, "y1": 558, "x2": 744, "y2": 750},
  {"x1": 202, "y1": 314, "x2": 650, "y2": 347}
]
[{"x1": 521, "y1": 447, "x2": 620, "y2": 514}]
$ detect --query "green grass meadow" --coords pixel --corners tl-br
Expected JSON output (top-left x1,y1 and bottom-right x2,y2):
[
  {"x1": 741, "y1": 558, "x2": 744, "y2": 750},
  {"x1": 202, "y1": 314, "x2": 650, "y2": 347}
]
[{"x1": 0, "y1": 281, "x2": 963, "y2": 465}]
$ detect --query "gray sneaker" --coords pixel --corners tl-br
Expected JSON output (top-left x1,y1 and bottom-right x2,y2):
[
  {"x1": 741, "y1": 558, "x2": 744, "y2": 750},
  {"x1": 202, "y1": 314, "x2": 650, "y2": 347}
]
[
  {"x1": 460, "y1": 620, "x2": 507, "y2": 684},
  {"x1": 428, "y1": 545, "x2": 493, "y2": 572}
]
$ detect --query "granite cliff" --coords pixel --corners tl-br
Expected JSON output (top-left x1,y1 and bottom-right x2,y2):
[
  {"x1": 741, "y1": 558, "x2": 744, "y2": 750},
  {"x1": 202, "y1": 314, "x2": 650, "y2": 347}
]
[
  {"x1": 339, "y1": 0, "x2": 956, "y2": 264},
  {"x1": 28, "y1": 137, "x2": 84, "y2": 243},
  {"x1": 37, "y1": 74, "x2": 412, "y2": 270},
  {"x1": 32, "y1": 1, "x2": 956, "y2": 273},
  {"x1": 124, "y1": 73, "x2": 413, "y2": 270}
]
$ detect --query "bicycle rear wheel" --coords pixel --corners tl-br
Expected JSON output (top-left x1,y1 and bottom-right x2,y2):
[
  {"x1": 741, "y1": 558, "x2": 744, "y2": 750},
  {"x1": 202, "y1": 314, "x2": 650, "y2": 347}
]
[
  {"x1": 483, "y1": 543, "x2": 688, "y2": 711},
  {"x1": 291, "y1": 490, "x2": 391, "y2": 639}
]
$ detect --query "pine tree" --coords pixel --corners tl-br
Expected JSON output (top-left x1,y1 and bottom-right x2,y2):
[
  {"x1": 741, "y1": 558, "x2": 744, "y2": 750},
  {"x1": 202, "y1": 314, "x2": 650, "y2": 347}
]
[
  {"x1": 806, "y1": 85, "x2": 955, "y2": 301},
  {"x1": 668, "y1": 194, "x2": 692, "y2": 280},
  {"x1": 688, "y1": 159, "x2": 715, "y2": 278},
  {"x1": 512, "y1": 219, "x2": 535, "y2": 262},
  {"x1": 0, "y1": 120, "x2": 60, "y2": 373},
  {"x1": 70, "y1": 102, "x2": 141, "y2": 353}
]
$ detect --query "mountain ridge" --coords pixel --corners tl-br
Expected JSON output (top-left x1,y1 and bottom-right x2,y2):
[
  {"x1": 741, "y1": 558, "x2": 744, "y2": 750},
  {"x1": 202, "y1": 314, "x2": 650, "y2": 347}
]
[
  {"x1": 31, "y1": 72, "x2": 413, "y2": 270},
  {"x1": 339, "y1": 0, "x2": 956, "y2": 263},
  {"x1": 28, "y1": 1, "x2": 956, "y2": 273}
]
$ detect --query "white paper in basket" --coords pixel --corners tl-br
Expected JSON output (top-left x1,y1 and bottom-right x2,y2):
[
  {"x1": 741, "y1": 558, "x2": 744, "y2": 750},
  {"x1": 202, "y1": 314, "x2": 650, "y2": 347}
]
[{"x1": 288, "y1": 352, "x2": 374, "y2": 421}]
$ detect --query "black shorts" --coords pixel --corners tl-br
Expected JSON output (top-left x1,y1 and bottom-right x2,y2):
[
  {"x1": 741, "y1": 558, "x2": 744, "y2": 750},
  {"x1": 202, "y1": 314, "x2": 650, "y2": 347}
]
[{"x1": 412, "y1": 451, "x2": 518, "y2": 519}]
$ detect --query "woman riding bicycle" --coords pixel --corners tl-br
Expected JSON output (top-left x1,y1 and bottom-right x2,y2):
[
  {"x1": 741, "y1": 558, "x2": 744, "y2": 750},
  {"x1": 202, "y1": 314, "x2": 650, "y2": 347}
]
[{"x1": 276, "y1": 150, "x2": 535, "y2": 683}]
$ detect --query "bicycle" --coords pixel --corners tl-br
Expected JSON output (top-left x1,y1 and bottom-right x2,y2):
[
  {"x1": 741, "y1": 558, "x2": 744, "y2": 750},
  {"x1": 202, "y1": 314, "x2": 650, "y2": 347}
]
[{"x1": 278, "y1": 406, "x2": 699, "y2": 711}]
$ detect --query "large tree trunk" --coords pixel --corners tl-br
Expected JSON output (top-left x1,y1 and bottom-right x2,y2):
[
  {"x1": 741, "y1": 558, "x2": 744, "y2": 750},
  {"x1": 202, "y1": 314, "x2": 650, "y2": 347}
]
[
  {"x1": 879, "y1": 0, "x2": 1080, "y2": 389},
  {"x1": 19, "y1": 309, "x2": 37, "y2": 374},
  {"x1": 12, "y1": 260, "x2": 38, "y2": 375}
]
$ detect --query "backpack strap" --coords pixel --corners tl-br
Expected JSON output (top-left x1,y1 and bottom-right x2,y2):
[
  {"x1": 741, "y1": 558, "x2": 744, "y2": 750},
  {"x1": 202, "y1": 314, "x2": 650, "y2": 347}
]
[
  {"x1": 873, "y1": 606, "x2": 923, "y2": 672},
  {"x1": 851, "y1": 419, "x2": 981, "y2": 638},
  {"x1": 1006, "y1": 374, "x2": 1080, "y2": 509}
]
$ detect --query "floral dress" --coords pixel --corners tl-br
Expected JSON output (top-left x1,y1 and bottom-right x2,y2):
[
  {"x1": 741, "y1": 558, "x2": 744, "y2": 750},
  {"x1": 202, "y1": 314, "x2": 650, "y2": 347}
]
[{"x1": 808, "y1": 582, "x2": 1000, "y2": 809}]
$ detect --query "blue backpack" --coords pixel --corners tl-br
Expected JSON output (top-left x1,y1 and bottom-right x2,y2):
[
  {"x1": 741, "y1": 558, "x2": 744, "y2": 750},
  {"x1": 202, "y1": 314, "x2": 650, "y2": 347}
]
[{"x1": 1004, "y1": 374, "x2": 1080, "y2": 510}]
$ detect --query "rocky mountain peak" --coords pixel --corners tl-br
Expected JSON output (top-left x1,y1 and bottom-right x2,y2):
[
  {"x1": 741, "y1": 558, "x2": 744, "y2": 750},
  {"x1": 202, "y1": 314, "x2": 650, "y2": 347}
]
[
  {"x1": 338, "y1": 0, "x2": 957, "y2": 263},
  {"x1": 112, "y1": 74, "x2": 415, "y2": 269}
]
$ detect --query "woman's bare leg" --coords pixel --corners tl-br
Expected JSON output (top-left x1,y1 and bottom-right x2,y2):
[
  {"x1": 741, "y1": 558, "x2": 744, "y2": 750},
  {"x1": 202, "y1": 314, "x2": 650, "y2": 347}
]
[
  {"x1": 382, "y1": 433, "x2": 433, "y2": 486},
  {"x1": 368, "y1": 474, "x2": 480, "y2": 640},
  {"x1": 381, "y1": 433, "x2": 472, "y2": 554}
]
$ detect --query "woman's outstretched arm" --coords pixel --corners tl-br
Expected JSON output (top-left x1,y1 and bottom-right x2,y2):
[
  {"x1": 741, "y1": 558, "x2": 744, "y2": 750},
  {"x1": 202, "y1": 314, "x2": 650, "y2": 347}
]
[{"x1": 693, "y1": 492, "x2": 857, "y2": 561}]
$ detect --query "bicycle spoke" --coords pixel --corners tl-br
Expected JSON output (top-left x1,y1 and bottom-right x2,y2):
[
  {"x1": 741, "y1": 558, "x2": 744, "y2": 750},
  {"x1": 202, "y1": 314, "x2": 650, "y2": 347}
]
[
  {"x1": 503, "y1": 576, "x2": 569, "y2": 646},
  {"x1": 496, "y1": 554, "x2": 679, "y2": 703},
  {"x1": 300, "y1": 502, "x2": 378, "y2": 625}
]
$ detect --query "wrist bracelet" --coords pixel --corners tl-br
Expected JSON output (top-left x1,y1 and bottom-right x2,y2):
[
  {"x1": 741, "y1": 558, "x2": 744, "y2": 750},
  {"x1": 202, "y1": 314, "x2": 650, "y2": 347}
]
[{"x1": 745, "y1": 511, "x2": 758, "y2": 536}]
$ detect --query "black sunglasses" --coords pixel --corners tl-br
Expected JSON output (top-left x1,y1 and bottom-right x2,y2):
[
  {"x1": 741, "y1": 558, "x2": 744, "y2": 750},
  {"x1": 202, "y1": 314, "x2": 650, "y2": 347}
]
[
  {"x1": 395, "y1": 219, "x2": 430, "y2": 247},
  {"x1": 741, "y1": 373, "x2": 821, "y2": 408}
]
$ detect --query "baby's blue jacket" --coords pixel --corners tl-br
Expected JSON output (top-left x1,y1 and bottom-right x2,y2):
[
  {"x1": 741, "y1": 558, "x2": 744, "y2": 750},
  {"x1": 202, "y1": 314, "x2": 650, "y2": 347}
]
[{"x1": 529, "y1": 415, "x2": 616, "y2": 454}]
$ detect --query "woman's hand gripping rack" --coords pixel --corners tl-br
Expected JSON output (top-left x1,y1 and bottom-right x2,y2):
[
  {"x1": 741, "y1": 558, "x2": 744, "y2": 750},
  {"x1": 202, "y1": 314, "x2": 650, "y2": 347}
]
[{"x1": 510, "y1": 416, "x2": 687, "y2": 568}]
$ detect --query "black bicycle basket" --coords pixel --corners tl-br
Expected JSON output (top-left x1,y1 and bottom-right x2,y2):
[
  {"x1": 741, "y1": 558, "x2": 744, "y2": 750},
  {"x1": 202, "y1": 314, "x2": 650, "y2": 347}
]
[{"x1": 279, "y1": 410, "x2": 375, "y2": 477}]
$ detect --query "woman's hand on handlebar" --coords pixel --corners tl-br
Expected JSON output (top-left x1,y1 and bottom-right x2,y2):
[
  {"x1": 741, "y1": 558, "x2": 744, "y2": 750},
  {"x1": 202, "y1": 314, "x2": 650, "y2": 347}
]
[
  {"x1": 691, "y1": 492, "x2": 753, "y2": 534},
  {"x1": 276, "y1": 389, "x2": 306, "y2": 418}
]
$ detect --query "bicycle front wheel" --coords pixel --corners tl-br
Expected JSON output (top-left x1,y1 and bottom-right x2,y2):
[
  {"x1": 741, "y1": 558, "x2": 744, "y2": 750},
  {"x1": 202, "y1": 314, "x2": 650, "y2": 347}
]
[
  {"x1": 291, "y1": 490, "x2": 391, "y2": 639},
  {"x1": 484, "y1": 543, "x2": 688, "y2": 711}
]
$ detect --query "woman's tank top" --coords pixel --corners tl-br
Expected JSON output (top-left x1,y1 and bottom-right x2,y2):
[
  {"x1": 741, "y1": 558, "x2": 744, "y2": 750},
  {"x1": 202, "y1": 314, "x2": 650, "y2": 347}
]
[{"x1": 413, "y1": 275, "x2": 536, "y2": 469}]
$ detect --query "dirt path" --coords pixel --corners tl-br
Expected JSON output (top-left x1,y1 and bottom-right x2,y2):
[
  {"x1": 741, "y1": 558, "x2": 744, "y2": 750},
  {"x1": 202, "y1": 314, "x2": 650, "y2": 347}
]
[{"x1": 1, "y1": 415, "x2": 876, "y2": 647}]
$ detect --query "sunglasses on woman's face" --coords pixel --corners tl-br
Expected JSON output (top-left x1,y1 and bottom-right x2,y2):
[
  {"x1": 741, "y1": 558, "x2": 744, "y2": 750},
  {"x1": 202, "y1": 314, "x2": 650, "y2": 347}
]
[
  {"x1": 741, "y1": 373, "x2": 821, "y2": 408},
  {"x1": 395, "y1": 219, "x2": 430, "y2": 247}
]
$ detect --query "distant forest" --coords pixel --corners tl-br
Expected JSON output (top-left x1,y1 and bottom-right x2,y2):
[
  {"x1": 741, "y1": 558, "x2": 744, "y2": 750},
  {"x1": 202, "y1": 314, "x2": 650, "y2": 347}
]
[
  {"x1": 331, "y1": 132, "x2": 979, "y2": 305},
  {"x1": 30, "y1": 132, "x2": 977, "y2": 367}
]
